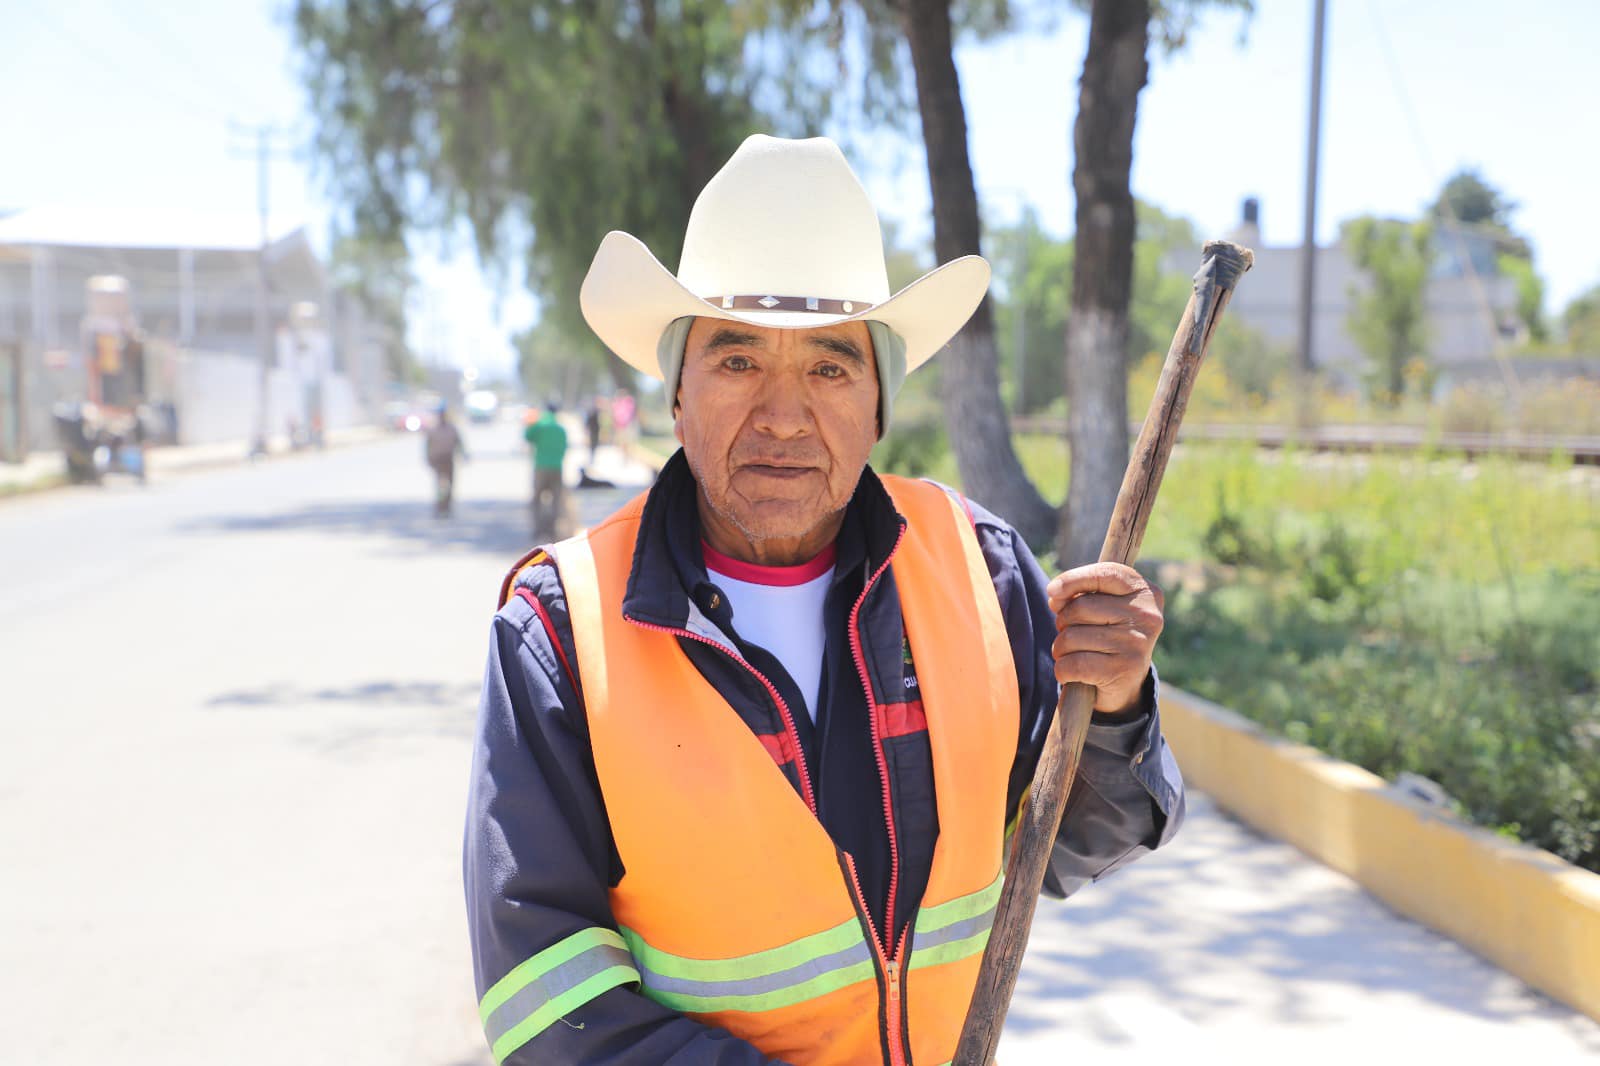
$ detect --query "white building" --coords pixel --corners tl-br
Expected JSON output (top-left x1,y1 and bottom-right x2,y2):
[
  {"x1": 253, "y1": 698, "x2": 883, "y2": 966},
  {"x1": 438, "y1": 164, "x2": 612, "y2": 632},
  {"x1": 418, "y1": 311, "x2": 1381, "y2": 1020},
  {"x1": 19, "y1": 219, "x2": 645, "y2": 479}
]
[
  {"x1": 0, "y1": 207, "x2": 399, "y2": 458},
  {"x1": 1217, "y1": 199, "x2": 1520, "y2": 386}
]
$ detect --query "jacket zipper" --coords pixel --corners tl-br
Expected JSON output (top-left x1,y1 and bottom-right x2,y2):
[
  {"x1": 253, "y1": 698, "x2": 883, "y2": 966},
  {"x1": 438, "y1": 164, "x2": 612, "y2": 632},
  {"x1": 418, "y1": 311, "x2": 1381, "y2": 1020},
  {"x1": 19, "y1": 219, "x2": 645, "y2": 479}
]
[
  {"x1": 624, "y1": 615, "x2": 818, "y2": 814},
  {"x1": 631, "y1": 519, "x2": 909, "y2": 1062},
  {"x1": 847, "y1": 522, "x2": 911, "y2": 1065},
  {"x1": 844, "y1": 854, "x2": 911, "y2": 1066}
]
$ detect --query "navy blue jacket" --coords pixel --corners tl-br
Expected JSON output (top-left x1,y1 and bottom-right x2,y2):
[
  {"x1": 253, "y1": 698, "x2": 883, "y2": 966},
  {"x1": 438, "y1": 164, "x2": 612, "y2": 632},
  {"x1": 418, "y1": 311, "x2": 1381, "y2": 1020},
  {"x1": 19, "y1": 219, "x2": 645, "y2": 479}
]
[{"x1": 464, "y1": 452, "x2": 1186, "y2": 1064}]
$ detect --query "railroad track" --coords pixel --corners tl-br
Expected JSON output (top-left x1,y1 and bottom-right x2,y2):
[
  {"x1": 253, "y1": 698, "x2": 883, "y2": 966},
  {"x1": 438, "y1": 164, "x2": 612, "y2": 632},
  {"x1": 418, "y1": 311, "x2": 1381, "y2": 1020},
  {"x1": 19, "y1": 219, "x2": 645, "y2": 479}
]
[{"x1": 1008, "y1": 418, "x2": 1600, "y2": 465}]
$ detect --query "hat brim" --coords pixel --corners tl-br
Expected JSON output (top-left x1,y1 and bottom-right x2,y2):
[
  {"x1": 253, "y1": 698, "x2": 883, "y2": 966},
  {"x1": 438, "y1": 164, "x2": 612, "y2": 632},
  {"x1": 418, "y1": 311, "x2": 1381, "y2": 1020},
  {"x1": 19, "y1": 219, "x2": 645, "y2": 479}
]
[{"x1": 579, "y1": 231, "x2": 991, "y2": 380}]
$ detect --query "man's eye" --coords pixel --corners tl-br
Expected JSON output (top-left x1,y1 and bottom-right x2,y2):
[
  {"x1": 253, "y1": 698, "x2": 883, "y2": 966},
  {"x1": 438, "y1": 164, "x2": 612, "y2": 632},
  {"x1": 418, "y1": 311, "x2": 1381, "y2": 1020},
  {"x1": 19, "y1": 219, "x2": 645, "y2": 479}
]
[
  {"x1": 814, "y1": 363, "x2": 844, "y2": 379},
  {"x1": 723, "y1": 355, "x2": 753, "y2": 371}
]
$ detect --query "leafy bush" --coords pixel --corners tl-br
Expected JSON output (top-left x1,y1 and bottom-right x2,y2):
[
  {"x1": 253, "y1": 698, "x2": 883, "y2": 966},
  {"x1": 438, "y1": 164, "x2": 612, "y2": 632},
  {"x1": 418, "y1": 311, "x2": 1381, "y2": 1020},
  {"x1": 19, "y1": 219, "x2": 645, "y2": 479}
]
[
  {"x1": 873, "y1": 418, "x2": 949, "y2": 478},
  {"x1": 1213, "y1": 318, "x2": 1291, "y2": 403},
  {"x1": 1161, "y1": 487, "x2": 1600, "y2": 872},
  {"x1": 1434, "y1": 381, "x2": 1507, "y2": 435}
]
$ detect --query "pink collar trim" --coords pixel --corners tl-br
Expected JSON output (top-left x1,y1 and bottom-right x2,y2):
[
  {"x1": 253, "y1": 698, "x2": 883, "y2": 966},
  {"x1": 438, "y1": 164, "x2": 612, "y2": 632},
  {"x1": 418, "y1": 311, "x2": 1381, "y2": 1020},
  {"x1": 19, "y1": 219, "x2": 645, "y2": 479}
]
[{"x1": 702, "y1": 540, "x2": 838, "y2": 587}]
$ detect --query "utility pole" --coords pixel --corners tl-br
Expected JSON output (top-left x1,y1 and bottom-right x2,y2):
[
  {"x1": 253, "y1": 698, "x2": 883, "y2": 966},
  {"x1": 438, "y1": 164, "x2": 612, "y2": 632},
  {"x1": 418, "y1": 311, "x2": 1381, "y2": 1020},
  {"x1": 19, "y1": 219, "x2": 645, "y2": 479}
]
[
  {"x1": 228, "y1": 120, "x2": 296, "y2": 457},
  {"x1": 1295, "y1": 0, "x2": 1328, "y2": 431}
]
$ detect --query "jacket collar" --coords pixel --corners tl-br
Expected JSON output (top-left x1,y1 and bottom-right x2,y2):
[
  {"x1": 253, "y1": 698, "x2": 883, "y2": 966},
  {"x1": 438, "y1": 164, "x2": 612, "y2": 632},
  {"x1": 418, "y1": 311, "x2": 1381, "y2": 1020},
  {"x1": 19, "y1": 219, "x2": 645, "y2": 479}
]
[{"x1": 621, "y1": 449, "x2": 906, "y2": 635}]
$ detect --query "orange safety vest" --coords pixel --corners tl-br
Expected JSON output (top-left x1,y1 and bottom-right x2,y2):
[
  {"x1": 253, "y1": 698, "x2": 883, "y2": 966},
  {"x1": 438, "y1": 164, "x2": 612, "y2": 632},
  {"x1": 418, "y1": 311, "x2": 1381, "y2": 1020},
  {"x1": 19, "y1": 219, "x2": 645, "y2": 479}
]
[{"x1": 554, "y1": 476, "x2": 1020, "y2": 1065}]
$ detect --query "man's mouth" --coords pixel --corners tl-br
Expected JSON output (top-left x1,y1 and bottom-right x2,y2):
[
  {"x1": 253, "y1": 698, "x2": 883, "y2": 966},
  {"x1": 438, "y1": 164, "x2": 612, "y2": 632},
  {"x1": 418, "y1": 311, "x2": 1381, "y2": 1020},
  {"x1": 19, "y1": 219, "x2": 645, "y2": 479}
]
[{"x1": 740, "y1": 463, "x2": 816, "y2": 479}]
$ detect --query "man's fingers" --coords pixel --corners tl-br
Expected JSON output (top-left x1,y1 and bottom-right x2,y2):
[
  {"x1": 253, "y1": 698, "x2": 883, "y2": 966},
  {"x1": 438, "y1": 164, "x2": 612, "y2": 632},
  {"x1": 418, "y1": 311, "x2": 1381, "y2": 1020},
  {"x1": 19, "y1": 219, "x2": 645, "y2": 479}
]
[
  {"x1": 1047, "y1": 562, "x2": 1146, "y2": 606},
  {"x1": 1052, "y1": 624, "x2": 1145, "y2": 657},
  {"x1": 1052, "y1": 649, "x2": 1137, "y2": 690},
  {"x1": 1054, "y1": 593, "x2": 1146, "y2": 628}
]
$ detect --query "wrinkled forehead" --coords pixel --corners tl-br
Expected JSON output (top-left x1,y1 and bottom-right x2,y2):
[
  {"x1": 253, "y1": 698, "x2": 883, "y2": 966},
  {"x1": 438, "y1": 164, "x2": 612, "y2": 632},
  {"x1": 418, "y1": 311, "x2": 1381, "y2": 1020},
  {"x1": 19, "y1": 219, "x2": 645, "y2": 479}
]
[{"x1": 683, "y1": 317, "x2": 878, "y2": 372}]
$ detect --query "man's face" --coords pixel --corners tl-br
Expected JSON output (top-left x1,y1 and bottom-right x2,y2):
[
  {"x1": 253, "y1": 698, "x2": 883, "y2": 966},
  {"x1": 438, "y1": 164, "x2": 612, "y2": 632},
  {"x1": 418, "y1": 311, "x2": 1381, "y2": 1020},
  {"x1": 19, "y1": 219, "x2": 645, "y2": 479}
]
[{"x1": 674, "y1": 317, "x2": 879, "y2": 558}]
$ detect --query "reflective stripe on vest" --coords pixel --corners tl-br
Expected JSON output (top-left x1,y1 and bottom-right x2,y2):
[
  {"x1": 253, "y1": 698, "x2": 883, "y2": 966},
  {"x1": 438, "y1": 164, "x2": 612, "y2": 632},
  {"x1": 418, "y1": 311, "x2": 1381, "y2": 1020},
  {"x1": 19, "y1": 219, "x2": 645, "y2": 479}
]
[
  {"x1": 907, "y1": 869, "x2": 1003, "y2": 972},
  {"x1": 555, "y1": 477, "x2": 1021, "y2": 1065},
  {"x1": 620, "y1": 914, "x2": 876, "y2": 1013},
  {"x1": 478, "y1": 927, "x2": 640, "y2": 1063}
]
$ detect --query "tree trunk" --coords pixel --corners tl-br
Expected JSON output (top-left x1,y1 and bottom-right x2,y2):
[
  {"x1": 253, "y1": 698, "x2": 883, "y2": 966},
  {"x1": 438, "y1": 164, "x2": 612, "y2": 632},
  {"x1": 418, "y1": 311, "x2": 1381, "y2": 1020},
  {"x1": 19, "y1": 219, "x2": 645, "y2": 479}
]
[
  {"x1": 1059, "y1": 0, "x2": 1149, "y2": 568},
  {"x1": 900, "y1": 0, "x2": 1056, "y2": 550}
]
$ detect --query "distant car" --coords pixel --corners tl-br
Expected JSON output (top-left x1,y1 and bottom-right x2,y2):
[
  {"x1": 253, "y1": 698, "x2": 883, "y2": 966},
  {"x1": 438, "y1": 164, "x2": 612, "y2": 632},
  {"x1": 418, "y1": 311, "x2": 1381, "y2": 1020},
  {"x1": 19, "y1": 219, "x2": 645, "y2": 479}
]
[
  {"x1": 465, "y1": 390, "x2": 500, "y2": 424},
  {"x1": 382, "y1": 401, "x2": 412, "y2": 432},
  {"x1": 384, "y1": 399, "x2": 429, "y2": 432}
]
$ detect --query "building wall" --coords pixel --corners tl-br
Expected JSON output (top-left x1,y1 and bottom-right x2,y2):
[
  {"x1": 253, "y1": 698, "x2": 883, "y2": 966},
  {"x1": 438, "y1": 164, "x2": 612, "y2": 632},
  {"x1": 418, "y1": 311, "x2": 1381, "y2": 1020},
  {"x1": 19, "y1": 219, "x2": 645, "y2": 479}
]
[
  {"x1": 166, "y1": 348, "x2": 363, "y2": 446},
  {"x1": 0, "y1": 237, "x2": 394, "y2": 455},
  {"x1": 1216, "y1": 224, "x2": 1518, "y2": 386}
]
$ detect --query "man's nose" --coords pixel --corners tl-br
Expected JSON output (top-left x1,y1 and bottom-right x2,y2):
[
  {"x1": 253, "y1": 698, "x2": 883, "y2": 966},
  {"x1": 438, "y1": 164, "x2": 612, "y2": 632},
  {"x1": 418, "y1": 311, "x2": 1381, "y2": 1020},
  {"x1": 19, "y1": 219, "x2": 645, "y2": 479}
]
[{"x1": 750, "y1": 374, "x2": 812, "y2": 438}]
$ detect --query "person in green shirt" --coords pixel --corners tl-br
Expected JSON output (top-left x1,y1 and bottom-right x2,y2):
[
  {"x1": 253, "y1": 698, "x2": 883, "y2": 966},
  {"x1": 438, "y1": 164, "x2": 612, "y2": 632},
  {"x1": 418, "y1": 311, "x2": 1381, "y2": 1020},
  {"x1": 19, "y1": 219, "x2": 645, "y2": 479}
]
[{"x1": 524, "y1": 398, "x2": 568, "y2": 539}]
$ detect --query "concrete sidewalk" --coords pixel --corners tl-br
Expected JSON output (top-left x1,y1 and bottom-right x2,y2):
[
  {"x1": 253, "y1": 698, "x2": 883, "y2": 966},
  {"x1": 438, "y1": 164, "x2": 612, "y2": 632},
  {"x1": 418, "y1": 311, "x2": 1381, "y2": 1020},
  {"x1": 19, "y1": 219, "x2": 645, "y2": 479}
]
[
  {"x1": 0, "y1": 424, "x2": 389, "y2": 496},
  {"x1": 998, "y1": 792, "x2": 1600, "y2": 1063}
]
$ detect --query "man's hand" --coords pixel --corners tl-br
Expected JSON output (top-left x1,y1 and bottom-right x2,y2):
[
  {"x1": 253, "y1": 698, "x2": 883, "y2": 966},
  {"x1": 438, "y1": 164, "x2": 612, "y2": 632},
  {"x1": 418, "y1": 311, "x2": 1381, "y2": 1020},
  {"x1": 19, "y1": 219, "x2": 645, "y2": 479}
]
[{"x1": 1046, "y1": 562, "x2": 1164, "y2": 715}]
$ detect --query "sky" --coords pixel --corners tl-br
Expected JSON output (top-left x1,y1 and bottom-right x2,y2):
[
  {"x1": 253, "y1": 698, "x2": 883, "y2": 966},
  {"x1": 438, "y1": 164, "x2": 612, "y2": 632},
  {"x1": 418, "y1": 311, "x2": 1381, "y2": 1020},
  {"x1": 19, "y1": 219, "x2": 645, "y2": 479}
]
[{"x1": 2, "y1": 0, "x2": 1595, "y2": 380}]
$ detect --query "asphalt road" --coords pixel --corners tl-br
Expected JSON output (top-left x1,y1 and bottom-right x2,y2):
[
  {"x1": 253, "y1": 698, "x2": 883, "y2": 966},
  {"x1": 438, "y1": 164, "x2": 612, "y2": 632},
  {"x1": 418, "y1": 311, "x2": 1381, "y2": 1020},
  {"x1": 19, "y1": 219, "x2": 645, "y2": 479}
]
[{"x1": 2, "y1": 422, "x2": 1597, "y2": 1065}]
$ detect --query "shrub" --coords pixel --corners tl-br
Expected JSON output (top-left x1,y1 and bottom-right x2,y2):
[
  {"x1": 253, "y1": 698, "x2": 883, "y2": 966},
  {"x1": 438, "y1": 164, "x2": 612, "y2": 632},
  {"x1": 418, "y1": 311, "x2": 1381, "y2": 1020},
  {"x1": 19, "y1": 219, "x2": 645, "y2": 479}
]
[
  {"x1": 1436, "y1": 381, "x2": 1508, "y2": 435},
  {"x1": 873, "y1": 419, "x2": 949, "y2": 478},
  {"x1": 1515, "y1": 378, "x2": 1600, "y2": 436},
  {"x1": 1163, "y1": 482, "x2": 1600, "y2": 875}
]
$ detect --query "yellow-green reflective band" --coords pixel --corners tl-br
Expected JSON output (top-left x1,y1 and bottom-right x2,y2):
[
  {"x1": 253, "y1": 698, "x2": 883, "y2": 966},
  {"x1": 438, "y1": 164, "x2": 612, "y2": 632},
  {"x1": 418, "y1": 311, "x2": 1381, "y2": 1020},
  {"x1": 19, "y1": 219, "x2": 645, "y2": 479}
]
[
  {"x1": 908, "y1": 872, "x2": 1002, "y2": 972},
  {"x1": 908, "y1": 927, "x2": 990, "y2": 971},
  {"x1": 622, "y1": 918, "x2": 876, "y2": 1014},
  {"x1": 480, "y1": 928, "x2": 640, "y2": 1062},
  {"x1": 914, "y1": 871, "x2": 1002, "y2": 936}
]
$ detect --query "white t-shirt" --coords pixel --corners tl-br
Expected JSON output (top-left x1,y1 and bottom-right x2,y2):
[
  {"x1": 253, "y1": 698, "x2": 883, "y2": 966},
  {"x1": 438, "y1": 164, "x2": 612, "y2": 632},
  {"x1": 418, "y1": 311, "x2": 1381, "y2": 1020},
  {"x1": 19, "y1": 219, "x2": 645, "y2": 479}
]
[{"x1": 703, "y1": 541, "x2": 836, "y2": 724}]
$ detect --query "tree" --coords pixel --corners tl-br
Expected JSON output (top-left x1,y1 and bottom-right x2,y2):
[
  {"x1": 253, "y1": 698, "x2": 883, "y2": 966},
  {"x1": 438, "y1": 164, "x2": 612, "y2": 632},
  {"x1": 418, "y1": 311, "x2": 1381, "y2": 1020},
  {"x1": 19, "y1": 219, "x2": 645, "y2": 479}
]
[
  {"x1": 1563, "y1": 284, "x2": 1600, "y2": 355},
  {"x1": 1498, "y1": 253, "x2": 1548, "y2": 345},
  {"x1": 293, "y1": 0, "x2": 774, "y2": 379},
  {"x1": 1057, "y1": 0, "x2": 1147, "y2": 566},
  {"x1": 990, "y1": 211, "x2": 1073, "y2": 416},
  {"x1": 896, "y1": 0, "x2": 1058, "y2": 546},
  {"x1": 989, "y1": 200, "x2": 1195, "y2": 417},
  {"x1": 1343, "y1": 216, "x2": 1433, "y2": 405},
  {"x1": 795, "y1": 0, "x2": 1246, "y2": 554},
  {"x1": 1056, "y1": 0, "x2": 1252, "y2": 566},
  {"x1": 515, "y1": 316, "x2": 609, "y2": 404},
  {"x1": 327, "y1": 228, "x2": 418, "y2": 383},
  {"x1": 1430, "y1": 167, "x2": 1531, "y2": 260}
]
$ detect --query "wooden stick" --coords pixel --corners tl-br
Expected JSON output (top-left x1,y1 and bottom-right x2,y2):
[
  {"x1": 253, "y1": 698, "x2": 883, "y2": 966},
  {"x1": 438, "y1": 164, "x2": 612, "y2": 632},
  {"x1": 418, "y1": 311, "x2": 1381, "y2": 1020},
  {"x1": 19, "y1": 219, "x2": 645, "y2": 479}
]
[{"x1": 952, "y1": 240, "x2": 1254, "y2": 1065}]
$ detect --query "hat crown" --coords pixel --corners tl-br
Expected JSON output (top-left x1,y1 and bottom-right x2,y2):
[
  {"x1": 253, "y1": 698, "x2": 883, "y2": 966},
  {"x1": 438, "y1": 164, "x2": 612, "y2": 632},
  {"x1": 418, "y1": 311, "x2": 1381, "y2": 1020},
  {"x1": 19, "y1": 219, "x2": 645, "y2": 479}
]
[{"x1": 676, "y1": 135, "x2": 892, "y2": 305}]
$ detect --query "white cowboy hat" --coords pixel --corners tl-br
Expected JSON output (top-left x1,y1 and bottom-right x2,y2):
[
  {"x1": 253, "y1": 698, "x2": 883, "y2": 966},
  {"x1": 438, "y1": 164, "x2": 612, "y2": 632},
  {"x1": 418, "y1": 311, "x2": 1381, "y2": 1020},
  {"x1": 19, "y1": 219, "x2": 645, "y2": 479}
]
[{"x1": 579, "y1": 134, "x2": 990, "y2": 380}]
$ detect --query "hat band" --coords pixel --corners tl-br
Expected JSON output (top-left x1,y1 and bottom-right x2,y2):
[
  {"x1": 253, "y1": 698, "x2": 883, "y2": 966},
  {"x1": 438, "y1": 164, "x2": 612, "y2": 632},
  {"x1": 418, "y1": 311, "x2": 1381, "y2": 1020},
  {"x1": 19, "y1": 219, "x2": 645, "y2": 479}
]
[{"x1": 705, "y1": 294, "x2": 873, "y2": 315}]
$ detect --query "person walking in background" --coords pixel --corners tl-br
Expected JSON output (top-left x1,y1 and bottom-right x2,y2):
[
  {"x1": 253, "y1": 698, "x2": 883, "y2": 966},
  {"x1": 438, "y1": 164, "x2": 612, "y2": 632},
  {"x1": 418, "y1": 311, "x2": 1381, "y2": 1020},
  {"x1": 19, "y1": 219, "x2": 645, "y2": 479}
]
[
  {"x1": 525, "y1": 396, "x2": 568, "y2": 539},
  {"x1": 424, "y1": 402, "x2": 466, "y2": 518},
  {"x1": 584, "y1": 398, "x2": 604, "y2": 464}
]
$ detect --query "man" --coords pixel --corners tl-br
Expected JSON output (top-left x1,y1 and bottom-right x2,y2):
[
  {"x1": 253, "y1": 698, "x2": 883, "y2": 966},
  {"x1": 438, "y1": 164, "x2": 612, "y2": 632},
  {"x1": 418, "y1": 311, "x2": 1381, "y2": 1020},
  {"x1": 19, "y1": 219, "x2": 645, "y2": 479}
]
[
  {"x1": 525, "y1": 397, "x2": 569, "y2": 539},
  {"x1": 425, "y1": 402, "x2": 465, "y2": 518},
  {"x1": 465, "y1": 135, "x2": 1184, "y2": 1065}
]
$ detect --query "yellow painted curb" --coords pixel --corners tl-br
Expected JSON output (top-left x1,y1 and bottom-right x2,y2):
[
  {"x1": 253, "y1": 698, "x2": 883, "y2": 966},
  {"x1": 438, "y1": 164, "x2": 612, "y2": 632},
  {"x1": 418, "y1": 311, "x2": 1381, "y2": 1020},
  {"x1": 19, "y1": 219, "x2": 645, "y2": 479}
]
[{"x1": 1160, "y1": 686, "x2": 1600, "y2": 1022}]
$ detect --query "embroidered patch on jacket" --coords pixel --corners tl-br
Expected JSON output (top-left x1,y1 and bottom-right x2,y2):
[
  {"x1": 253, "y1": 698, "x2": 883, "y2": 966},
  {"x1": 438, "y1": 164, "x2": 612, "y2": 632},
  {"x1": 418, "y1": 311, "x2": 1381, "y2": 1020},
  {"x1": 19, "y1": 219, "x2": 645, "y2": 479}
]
[{"x1": 901, "y1": 636, "x2": 920, "y2": 695}]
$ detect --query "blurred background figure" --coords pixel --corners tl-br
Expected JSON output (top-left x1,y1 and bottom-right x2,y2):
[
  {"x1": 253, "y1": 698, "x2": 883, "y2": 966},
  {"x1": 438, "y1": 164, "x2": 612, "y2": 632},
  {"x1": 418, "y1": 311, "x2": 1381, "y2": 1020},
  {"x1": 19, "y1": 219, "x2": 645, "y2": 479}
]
[
  {"x1": 424, "y1": 401, "x2": 465, "y2": 517},
  {"x1": 609, "y1": 389, "x2": 636, "y2": 449},
  {"x1": 525, "y1": 395, "x2": 567, "y2": 539},
  {"x1": 585, "y1": 396, "x2": 605, "y2": 464}
]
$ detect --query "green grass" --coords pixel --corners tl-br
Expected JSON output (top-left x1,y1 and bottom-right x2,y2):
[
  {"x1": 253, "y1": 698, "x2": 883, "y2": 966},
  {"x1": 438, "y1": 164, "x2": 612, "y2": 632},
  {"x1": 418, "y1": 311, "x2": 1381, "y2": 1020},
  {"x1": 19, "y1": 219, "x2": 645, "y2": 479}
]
[
  {"x1": 922, "y1": 434, "x2": 1599, "y2": 580},
  {"x1": 880, "y1": 429, "x2": 1600, "y2": 871}
]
